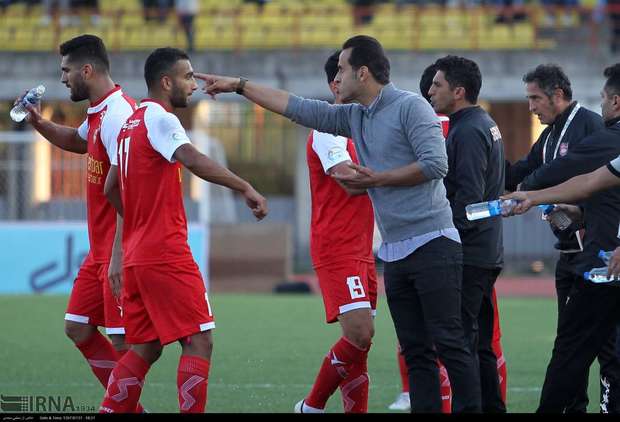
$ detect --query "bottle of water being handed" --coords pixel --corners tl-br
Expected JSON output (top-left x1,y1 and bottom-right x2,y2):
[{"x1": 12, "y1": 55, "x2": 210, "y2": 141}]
[
  {"x1": 538, "y1": 204, "x2": 572, "y2": 231},
  {"x1": 465, "y1": 199, "x2": 517, "y2": 221},
  {"x1": 584, "y1": 266, "x2": 619, "y2": 285},
  {"x1": 10, "y1": 85, "x2": 46, "y2": 122},
  {"x1": 598, "y1": 250, "x2": 613, "y2": 265}
]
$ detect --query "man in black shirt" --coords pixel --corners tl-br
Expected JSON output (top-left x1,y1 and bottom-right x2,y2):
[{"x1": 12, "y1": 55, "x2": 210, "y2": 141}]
[
  {"x1": 504, "y1": 64, "x2": 620, "y2": 413},
  {"x1": 429, "y1": 55, "x2": 505, "y2": 413},
  {"x1": 506, "y1": 64, "x2": 608, "y2": 412}
]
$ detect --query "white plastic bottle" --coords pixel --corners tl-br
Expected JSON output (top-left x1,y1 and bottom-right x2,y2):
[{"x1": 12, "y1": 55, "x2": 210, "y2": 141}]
[
  {"x1": 10, "y1": 85, "x2": 46, "y2": 123},
  {"x1": 465, "y1": 199, "x2": 517, "y2": 221}
]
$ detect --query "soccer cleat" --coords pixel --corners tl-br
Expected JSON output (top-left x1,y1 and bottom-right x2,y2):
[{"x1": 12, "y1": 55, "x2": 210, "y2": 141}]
[
  {"x1": 388, "y1": 392, "x2": 411, "y2": 411},
  {"x1": 294, "y1": 399, "x2": 324, "y2": 413}
]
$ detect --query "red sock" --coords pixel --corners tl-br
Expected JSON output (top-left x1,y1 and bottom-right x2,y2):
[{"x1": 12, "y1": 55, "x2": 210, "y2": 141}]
[
  {"x1": 305, "y1": 336, "x2": 368, "y2": 410},
  {"x1": 339, "y1": 341, "x2": 370, "y2": 413},
  {"x1": 99, "y1": 350, "x2": 150, "y2": 413},
  {"x1": 177, "y1": 355, "x2": 211, "y2": 413},
  {"x1": 75, "y1": 331, "x2": 120, "y2": 388},
  {"x1": 438, "y1": 360, "x2": 452, "y2": 414},
  {"x1": 493, "y1": 343, "x2": 507, "y2": 404},
  {"x1": 397, "y1": 345, "x2": 409, "y2": 393},
  {"x1": 117, "y1": 349, "x2": 146, "y2": 413}
]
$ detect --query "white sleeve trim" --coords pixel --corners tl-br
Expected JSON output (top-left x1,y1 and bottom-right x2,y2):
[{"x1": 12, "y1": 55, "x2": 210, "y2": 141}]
[
  {"x1": 610, "y1": 156, "x2": 620, "y2": 175},
  {"x1": 144, "y1": 106, "x2": 191, "y2": 162},
  {"x1": 77, "y1": 119, "x2": 88, "y2": 141},
  {"x1": 105, "y1": 327, "x2": 126, "y2": 335},
  {"x1": 339, "y1": 301, "x2": 372, "y2": 315},
  {"x1": 199, "y1": 322, "x2": 216, "y2": 332},
  {"x1": 65, "y1": 313, "x2": 89, "y2": 324},
  {"x1": 311, "y1": 130, "x2": 352, "y2": 173}
]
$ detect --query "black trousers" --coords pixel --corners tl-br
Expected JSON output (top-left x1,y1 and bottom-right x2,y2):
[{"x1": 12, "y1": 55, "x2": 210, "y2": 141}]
[
  {"x1": 462, "y1": 265, "x2": 506, "y2": 413},
  {"x1": 384, "y1": 236, "x2": 481, "y2": 413},
  {"x1": 554, "y1": 254, "x2": 620, "y2": 413},
  {"x1": 537, "y1": 276, "x2": 620, "y2": 413}
]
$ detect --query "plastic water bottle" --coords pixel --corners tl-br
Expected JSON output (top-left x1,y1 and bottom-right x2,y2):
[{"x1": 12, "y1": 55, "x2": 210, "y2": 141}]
[
  {"x1": 599, "y1": 250, "x2": 613, "y2": 265},
  {"x1": 10, "y1": 85, "x2": 45, "y2": 122},
  {"x1": 465, "y1": 199, "x2": 517, "y2": 221},
  {"x1": 584, "y1": 267, "x2": 619, "y2": 284},
  {"x1": 538, "y1": 204, "x2": 572, "y2": 231}
]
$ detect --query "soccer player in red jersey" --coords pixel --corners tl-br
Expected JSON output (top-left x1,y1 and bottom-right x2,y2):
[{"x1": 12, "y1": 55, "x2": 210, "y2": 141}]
[
  {"x1": 20, "y1": 35, "x2": 142, "y2": 409},
  {"x1": 293, "y1": 51, "x2": 377, "y2": 414},
  {"x1": 388, "y1": 63, "x2": 507, "y2": 412},
  {"x1": 100, "y1": 48, "x2": 267, "y2": 414}
]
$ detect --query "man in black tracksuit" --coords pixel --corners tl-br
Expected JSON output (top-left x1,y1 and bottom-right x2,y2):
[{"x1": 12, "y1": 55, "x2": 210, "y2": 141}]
[
  {"x1": 429, "y1": 56, "x2": 505, "y2": 412},
  {"x1": 505, "y1": 64, "x2": 612, "y2": 412},
  {"x1": 503, "y1": 64, "x2": 620, "y2": 412}
]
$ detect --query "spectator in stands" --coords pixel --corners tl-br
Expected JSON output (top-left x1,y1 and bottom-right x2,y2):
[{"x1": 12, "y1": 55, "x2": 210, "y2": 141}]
[
  {"x1": 175, "y1": 0, "x2": 198, "y2": 52},
  {"x1": 493, "y1": 0, "x2": 527, "y2": 24},
  {"x1": 40, "y1": 0, "x2": 70, "y2": 26},
  {"x1": 541, "y1": 0, "x2": 580, "y2": 27},
  {"x1": 243, "y1": 0, "x2": 269, "y2": 13},
  {"x1": 348, "y1": 0, "x2": 377, "y2": 26},
  {"x1": 143, "y1": 0, "x2": 171, "y2": 23},
  {"x1": 607, "y1": 0, "x2": 620, "y2": 52}
]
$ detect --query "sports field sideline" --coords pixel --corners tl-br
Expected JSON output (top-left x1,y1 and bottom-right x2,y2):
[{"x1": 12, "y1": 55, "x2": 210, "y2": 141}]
[{"x1": 0, "y1": 290, "x2": 604, "y2": 413}]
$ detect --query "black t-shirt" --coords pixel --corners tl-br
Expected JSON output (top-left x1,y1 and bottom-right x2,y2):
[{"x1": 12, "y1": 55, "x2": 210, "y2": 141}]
[
  {"x1": 505, "y1": 102, "x2": 605, "y2": 251},
  {"x1": 444, "y1": 106, "x2": 504, "y2": 268},
  {"x1": 530, "y1": 118, "x2": 620, "y2": 276}
]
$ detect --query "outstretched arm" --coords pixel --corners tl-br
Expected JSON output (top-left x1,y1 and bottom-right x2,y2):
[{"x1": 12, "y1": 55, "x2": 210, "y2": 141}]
[
  {"x1": 173, "y1": 143, "x2": 268, "y2": 220},
  {"x1": 195, "y1": 73, "x2": 352, "y2": 138},
  {"x1": 501, "y1": 164, "x2": 620, "y2": 214}
]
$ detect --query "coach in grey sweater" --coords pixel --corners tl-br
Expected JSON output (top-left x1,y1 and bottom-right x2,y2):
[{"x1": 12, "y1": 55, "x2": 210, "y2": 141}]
[{"x1": 196, "y1": 35, "x2": 481, "y2": 413}]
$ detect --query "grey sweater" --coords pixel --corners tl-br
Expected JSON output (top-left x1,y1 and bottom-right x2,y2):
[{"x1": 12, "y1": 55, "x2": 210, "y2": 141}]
[{"x1": 284, "y1": 83, "x2": 455, "y2": 243}]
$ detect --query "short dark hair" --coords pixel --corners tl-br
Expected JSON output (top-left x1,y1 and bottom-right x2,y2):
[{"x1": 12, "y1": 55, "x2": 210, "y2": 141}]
[
  {"x1": 144, "y1": 47, "x2": 190, "y2": 90},
  {"x1": 434, "y1": 55, "x2": 482, "y2": 104},
  {"x1": 522, "y1": 64, "x2": 572, "y2": 101},
  {"x1": 59, "y1": 34, "x2": 110, "y2": 73},
  {"x1": 604, "y1": 64, "x2": 620, "y2": 97},
  {"x1": 324, "y1": 50, "x2": 341, "y2": 84},
  {"x1": 419, "y1": 63, "x2": 438, "y2": 103},
  {"x1": 342, "y1": 35, "x2": 390, "y2": 85}
]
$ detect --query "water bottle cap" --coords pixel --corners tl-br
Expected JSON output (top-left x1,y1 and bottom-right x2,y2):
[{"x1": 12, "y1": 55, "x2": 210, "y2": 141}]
[
  {"x1": 598, "y1": 250, "x2": 606, "y2": 259},
  {"x1": 583, "y1": 271, "x2": 590, "y2": 280},
  {"x1": 538, "y1": 204, "x2": 554, "y2": 215}
]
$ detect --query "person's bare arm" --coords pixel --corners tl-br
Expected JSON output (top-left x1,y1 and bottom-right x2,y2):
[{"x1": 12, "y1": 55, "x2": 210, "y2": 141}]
[
  {"x1": 23, "y1": 102, "x2": 86, "y2": 154},
  {"x1": 173, "y1": 143, "x2": 268, "y2": 220},
  {"x1": 104, "y1": 166, "x2": 123, "y2": 216},
  {"x1": 195, "y1": 74, "x2": 289, "y2": 115},
  {"x1": 501, "y1": 165, "x2": 620, "y2": 214}
]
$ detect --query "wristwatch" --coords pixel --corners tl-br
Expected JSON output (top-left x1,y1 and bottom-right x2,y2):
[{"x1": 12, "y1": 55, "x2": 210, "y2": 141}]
[{"x1": 236, "y1": 77, "x2": 248, "y2": 95}]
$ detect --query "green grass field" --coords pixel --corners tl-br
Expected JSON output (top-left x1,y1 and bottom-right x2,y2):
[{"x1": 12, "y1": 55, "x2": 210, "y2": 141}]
[{"x1": 0, "y1": 294, "x2": 604, "y2": 413}]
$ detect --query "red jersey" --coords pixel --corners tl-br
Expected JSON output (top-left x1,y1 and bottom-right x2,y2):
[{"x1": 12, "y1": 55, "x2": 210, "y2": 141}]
[
  {"x1": 116, "y1": 99, "x2": 193, "y2": 267},
  {"x1": 77, "y1": 85, "x2": 136, "y2": 263},
  {"x1": 306, "y1": 130, "x2": 375, "y2": 268},
  {"x1": 439, "y1": 114, "x2": 450, "y2": 137}
]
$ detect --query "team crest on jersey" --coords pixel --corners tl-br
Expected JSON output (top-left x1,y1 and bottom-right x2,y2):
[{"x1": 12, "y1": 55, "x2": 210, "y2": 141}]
[
  {"x1": 123, "y1": 119, "x2": 141, "y2": 130},
  {"x1": 327, "y1": 146, "x2": 345, "y2": 162},
  {"x1": 559, "y1": 142, "x2": 568, "y2": 157},
  {"x1": 489, "y1": 126, "x2": 502, "y2": 142}
]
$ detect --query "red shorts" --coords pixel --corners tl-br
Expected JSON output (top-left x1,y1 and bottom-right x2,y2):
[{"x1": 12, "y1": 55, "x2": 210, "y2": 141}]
[
  {"x1": 315, "y1": 260, "x2": 378, "y2": 324},
  {"x1": 65, "y1": 253, "x2": 124, "y2": 334},
  {"x1": 122, "y1": 260, "x2": 215, "y2": 346}
]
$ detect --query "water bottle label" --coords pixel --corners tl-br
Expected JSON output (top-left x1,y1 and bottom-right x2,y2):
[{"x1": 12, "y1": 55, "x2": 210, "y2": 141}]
[{"x1": 488, "y1": 201, "x2": 501, "y2": 217}]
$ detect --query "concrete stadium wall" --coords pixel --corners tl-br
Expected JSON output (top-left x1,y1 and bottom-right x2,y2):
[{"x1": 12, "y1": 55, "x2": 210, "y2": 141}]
[{"x1": 0, "y1": 49, "x2": 615, "y2": 107}]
